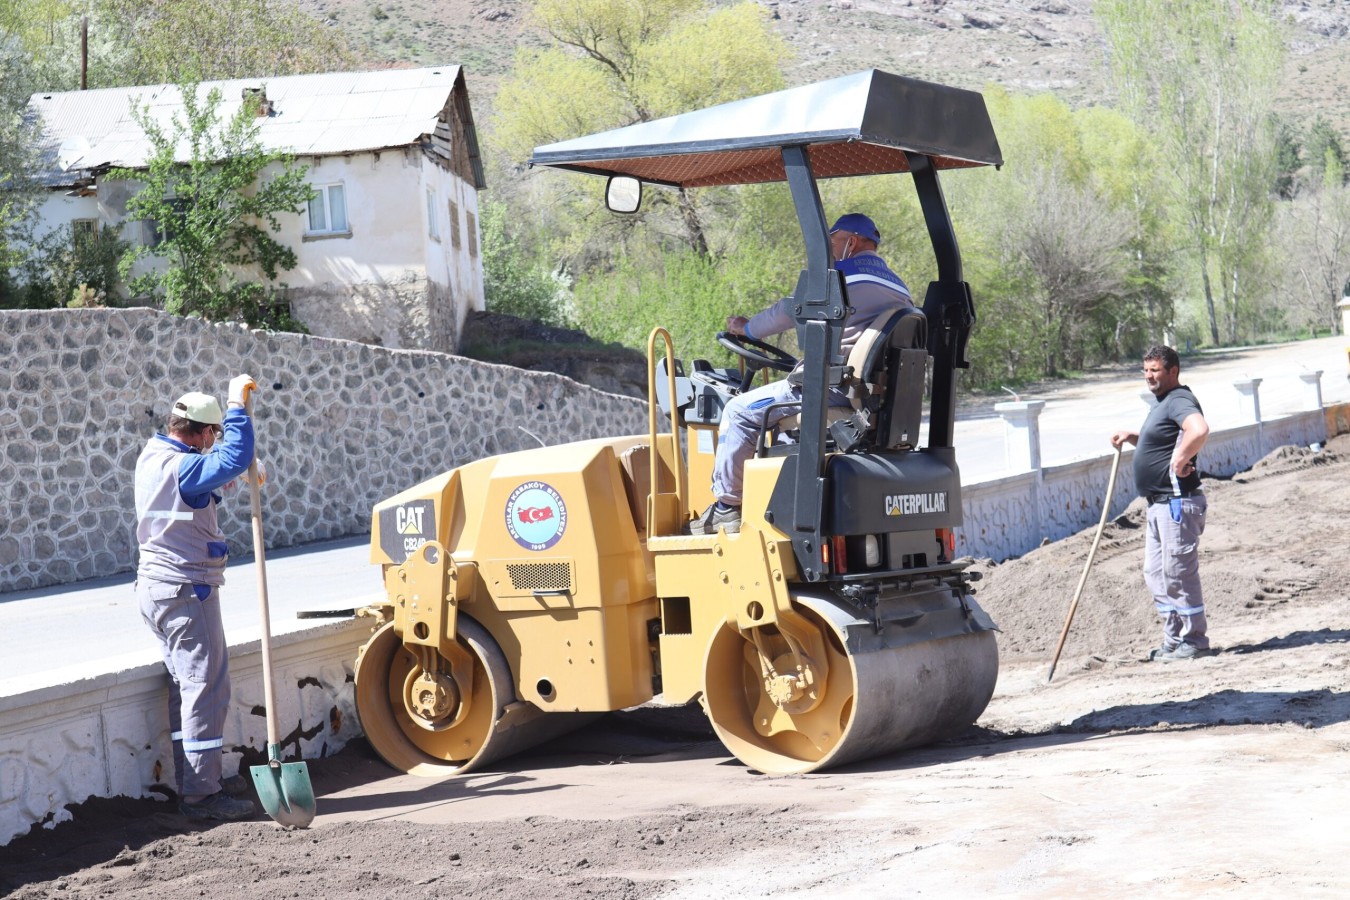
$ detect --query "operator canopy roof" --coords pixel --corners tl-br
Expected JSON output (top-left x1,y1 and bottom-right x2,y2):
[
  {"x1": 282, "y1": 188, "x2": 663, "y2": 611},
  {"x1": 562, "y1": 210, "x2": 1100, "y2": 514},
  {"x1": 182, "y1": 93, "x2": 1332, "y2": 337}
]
[{"x1": 529, "y1": 69, "x2": 1002, "y2": 188}]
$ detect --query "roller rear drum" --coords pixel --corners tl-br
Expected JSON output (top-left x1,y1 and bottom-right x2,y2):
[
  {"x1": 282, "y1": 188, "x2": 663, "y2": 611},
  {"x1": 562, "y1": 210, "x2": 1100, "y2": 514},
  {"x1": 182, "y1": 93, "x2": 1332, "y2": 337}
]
[{"x1": 354, "y1": 616, "x2": 589, "y2": 776}]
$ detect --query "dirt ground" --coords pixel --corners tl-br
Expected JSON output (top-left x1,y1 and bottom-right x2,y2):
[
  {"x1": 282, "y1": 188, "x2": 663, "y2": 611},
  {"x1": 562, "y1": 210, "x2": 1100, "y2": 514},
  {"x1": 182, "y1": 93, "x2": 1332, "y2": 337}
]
[{"x1": 5, "y1": 436, "x2": 1349, "y2": 898}]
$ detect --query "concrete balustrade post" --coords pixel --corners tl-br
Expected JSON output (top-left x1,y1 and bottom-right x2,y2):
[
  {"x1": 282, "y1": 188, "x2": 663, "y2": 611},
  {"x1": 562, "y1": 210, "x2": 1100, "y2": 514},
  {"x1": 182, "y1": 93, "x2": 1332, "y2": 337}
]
[
  {"x1": 994, "y1": 400, "x2": 1046, "y2": 473},
  {"x1": 1299, "y1": 370, "x2": 1324, "y2": 411},
  {"x1": 1233, "y1": 378, "x2": 1263, "y2": 425}
]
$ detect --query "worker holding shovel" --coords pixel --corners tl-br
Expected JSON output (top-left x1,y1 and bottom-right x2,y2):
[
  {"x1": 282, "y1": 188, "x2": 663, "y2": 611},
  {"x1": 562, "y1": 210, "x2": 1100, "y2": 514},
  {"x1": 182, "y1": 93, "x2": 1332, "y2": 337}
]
[
  {"x1": 134, "y1": 374, "x2": 260, "y2": 821},
  {"x1": 1110, "y1": 345, "x2": 1213, "y2": 662}
]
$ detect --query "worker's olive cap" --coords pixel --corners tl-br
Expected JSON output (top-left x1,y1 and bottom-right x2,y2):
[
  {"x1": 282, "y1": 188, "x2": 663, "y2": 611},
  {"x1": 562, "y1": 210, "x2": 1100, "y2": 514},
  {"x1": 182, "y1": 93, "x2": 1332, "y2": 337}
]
[{"x1": 171, "y1": 391, "x2": 223, "y2": 425}]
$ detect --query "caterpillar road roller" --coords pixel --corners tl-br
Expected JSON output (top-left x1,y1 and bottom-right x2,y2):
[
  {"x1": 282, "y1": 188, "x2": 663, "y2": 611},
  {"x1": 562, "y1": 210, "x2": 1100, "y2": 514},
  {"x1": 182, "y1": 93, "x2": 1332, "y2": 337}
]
[{"x1": 353, "y1": 69, "x2": 1001, "y2": 775}]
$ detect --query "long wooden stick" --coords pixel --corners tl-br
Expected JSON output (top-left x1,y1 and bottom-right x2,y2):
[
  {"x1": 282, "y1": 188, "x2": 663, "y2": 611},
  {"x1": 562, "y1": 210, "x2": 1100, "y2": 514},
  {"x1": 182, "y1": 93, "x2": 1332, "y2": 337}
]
[{"x1": 1047, "y1": 445, "x2": 1123, "y2": 683}]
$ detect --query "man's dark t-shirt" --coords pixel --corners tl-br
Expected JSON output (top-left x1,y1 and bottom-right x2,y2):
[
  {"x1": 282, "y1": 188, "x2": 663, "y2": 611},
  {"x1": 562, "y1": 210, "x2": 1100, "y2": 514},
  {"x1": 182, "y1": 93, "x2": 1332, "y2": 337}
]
[{"x1": 1133, "y1": 386, "x2": 1204, "y2": 499}]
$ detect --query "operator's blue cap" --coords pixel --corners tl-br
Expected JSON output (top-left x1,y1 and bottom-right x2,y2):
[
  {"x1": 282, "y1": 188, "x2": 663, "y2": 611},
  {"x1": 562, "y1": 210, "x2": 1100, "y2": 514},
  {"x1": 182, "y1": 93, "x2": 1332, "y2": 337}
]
[{"x1": 829, "y1": 213, "x2": 880, "y2": 245}]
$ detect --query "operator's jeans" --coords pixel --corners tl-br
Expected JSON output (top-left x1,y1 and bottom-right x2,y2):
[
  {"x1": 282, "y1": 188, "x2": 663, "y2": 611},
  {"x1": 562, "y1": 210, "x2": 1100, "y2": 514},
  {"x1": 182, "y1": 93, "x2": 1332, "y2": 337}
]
[
  {"x1": 711, "y1": 379, "x2": 849, "y2": 506},
  {"x1": 1143, "y1": 494, "x2": 1209, "y2": 649}
]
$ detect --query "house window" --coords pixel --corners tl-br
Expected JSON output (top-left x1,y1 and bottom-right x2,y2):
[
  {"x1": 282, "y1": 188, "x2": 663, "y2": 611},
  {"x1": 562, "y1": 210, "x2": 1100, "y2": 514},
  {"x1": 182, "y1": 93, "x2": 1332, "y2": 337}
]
[
  {"x1": 448, "y1": 199, "x2": 461, "y2": 250},
  {"x1": 72, "y1": 218, "x2": 98, "y2": 238},
  {"x1": 142, "y1": 198, "x2": 188, "y2": 247},
  {"x1": 426, "y1": 189, "x2": 439, "y2": 241},
  {"x1": 307, "y1": 183, "x2": 349, "y2": 235},
  {"x1": 466, "y1": 210, "x2": 478, "y2": 259}
]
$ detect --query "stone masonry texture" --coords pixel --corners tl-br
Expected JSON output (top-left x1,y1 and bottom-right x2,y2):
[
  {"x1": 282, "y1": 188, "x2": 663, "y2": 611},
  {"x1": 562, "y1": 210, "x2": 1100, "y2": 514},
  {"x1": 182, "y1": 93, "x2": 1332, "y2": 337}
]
[{"x1": 0, "y1": 309, "x2": 649, "y2": 593}]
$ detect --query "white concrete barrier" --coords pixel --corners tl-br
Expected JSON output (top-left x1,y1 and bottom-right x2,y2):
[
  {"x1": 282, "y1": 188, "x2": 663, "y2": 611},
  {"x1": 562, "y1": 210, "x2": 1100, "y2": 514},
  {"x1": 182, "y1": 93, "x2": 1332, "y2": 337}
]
[
  {"x1": 0, "y1": 618, "x2": 370, "y2": 844},
  {"x1": 958, "y1": 407, "x2": 1332, "y2": 561}
]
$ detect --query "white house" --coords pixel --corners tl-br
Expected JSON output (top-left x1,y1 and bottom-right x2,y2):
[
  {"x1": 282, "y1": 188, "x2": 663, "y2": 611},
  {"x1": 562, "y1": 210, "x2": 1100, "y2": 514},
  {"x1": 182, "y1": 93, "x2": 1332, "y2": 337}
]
[{"x1": 28, "y1": 66, "x2": 486, "y2": 353}]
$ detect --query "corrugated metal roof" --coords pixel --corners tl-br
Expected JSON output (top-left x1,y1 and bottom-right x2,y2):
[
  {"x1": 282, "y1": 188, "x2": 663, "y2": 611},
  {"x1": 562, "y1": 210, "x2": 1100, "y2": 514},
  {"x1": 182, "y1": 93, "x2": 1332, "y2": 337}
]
[{"x1": 30, "y1": 66, "x2": 472, "y2": 186}]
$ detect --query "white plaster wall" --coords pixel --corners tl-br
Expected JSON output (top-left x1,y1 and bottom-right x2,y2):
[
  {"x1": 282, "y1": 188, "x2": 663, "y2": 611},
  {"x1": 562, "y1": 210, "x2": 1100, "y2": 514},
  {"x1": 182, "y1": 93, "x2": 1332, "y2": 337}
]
[
  {"x1": 283, "y1": 151, "x2": 425, "y2": 286},
  {"x1": 31, "y1": 193, "x2": 102, "y2": 242},
  {"x1": 0, "y1": 619, "x2": 368, "y2": 844},
  {"x1": 420, "y1": 152, "x2": 485, "y2": 348},
  {"x1": 29, "y1": 148, "x2": 485, "y2": 354}
]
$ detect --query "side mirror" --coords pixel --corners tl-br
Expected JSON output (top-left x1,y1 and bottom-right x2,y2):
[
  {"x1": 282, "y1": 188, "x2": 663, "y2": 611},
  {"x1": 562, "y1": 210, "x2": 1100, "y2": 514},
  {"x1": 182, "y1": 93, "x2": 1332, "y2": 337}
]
[{"x1": 606, "y1": 176, "x2": 641, "y2": 214}]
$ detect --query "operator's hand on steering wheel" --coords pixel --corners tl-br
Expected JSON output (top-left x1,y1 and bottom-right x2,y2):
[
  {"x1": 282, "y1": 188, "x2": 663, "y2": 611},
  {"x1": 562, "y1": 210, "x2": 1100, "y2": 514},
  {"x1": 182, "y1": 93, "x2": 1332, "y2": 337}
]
[
  {"x1": 716, "y1": 331, "x2": 798, "y2": 374},
  {"x1": 726, "y1": 315, "x2": 749, "y2": 336}
]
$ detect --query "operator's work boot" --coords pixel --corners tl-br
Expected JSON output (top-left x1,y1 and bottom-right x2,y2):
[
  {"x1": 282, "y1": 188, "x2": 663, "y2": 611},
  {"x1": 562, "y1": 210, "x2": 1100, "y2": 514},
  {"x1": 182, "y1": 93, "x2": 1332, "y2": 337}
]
[
  {"x1": 689, "y1": 501, "x2": 741, "y2": 535},
  {"x1": 179, "y1": 791, "x2": 256, "y2": 821}
]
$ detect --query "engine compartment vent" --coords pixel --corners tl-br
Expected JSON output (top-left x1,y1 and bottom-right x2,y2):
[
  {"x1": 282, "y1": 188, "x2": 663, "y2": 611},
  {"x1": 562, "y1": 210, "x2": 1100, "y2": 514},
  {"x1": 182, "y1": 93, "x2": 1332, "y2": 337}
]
[{"x1": 506, "y1": 562, "x2": 572, "y2": 593}]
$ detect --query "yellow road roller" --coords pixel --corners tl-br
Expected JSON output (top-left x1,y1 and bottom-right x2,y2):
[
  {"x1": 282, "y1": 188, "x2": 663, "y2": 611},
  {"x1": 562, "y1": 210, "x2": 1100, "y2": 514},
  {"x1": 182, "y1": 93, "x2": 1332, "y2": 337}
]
[{"x1": 354, "y1": 69, "x2": 1001, "y2": 775}]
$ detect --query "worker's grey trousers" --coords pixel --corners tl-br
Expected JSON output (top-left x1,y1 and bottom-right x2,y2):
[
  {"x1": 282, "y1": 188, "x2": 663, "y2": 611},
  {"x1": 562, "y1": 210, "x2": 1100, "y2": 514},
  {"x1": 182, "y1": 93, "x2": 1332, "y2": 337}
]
[
  {"x1": 137, "y1": 579, "x2": 231, "y2": 800},
  {"x1": 1143, "y1": 495, "x2": 1209, "y2": 650},
  {"x1": 713, "y1": 379, "x2": 849, "y2": 506}
]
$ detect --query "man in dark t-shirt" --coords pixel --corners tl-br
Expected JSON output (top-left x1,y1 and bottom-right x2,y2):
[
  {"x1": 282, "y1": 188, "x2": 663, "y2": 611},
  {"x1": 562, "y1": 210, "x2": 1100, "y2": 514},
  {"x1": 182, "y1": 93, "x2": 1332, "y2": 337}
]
[{"x1": 1110, "y1": 345, "x2": 1212, "y2": 661}]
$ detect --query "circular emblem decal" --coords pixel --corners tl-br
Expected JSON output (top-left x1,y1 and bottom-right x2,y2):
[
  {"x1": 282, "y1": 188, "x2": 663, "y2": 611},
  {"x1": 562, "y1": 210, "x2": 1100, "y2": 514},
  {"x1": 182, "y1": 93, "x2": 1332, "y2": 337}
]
[{"x1": 505, "y1": 481, "x2": 568, "y2": 551}]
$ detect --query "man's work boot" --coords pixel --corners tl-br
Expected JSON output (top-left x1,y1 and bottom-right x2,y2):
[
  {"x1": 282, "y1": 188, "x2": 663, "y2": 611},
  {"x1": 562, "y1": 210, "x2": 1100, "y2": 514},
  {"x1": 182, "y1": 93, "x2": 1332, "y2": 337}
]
[
  {"x1": 179, "y1": 791, "x2": 256, "y2": 821},
  {"x1": 688, "y1": 502, "x2": 741, "y2": 535}
]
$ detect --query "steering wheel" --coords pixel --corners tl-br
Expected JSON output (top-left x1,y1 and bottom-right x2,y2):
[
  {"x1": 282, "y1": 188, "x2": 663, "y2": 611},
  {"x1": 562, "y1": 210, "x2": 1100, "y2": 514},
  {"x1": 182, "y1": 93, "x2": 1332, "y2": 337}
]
[{"x1": 715, "y1": 331, "x2": 798, "y2": 374}]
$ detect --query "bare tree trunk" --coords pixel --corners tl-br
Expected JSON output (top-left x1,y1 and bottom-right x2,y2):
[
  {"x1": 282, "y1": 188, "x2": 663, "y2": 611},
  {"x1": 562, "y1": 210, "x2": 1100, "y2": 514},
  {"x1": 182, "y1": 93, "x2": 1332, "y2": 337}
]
[
  {"x1": 1199, "y1": 248, "x2": 1220, "y2": 345},
  {"x1": 677, "y1": 187, "x2": 709, "y2": 259}
]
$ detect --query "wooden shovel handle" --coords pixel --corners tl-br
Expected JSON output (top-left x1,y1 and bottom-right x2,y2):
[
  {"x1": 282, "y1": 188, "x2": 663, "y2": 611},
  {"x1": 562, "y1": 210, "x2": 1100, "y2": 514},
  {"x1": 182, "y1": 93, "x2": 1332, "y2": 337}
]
[{"x1": 244, "y1": 393, "x2": 282, "y2": 755}]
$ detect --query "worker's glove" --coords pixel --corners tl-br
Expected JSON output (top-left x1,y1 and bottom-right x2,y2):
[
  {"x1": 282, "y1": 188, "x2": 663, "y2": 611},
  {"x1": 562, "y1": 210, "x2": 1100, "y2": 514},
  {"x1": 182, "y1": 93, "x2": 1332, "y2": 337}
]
[
  {"x1": 240, "y1": 458, "x2": 268, "y2": 486},
  {"x1": 228, "y1": 374, "x2": 257, "y2": 407},
  {"x1": 1169, "y1": 497, "x2": 1183, "y2": 524}
]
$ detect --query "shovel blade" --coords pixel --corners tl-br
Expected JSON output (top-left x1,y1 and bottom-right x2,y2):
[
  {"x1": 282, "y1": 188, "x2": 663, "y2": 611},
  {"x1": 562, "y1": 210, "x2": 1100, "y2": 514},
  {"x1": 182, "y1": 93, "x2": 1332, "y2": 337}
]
[{"x1": 250, "y1": 760, "x2": 316, "y2": 828}]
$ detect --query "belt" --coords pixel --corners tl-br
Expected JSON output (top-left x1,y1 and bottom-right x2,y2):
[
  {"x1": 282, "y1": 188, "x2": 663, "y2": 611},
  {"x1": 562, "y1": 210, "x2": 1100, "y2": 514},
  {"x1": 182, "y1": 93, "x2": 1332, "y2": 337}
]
[{"x1": 1149, "y1": 490, "x2": 1202, "y2": 505}]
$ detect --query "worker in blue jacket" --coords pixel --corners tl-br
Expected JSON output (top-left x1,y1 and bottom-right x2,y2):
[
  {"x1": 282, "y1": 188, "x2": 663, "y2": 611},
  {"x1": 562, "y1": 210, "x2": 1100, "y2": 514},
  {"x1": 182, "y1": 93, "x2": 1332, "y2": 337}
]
[{"x1": 134, "y1": 374, "x2": 260, "y2": 821}]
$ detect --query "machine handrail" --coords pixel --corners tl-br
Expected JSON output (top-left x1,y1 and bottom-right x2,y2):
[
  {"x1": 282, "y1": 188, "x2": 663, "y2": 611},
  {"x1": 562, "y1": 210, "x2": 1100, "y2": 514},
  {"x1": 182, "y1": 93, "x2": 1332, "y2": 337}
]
[{"x1": 646, "y1": 327, "x2": 686, "y2": 517}]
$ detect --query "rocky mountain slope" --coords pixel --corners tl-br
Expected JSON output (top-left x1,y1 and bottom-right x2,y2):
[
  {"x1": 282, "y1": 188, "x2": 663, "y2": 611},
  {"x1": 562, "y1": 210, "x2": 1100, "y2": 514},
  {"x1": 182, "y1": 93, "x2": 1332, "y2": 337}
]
[{"x1": 304, "y1": 0, "x2": 1350, "y2": 127}]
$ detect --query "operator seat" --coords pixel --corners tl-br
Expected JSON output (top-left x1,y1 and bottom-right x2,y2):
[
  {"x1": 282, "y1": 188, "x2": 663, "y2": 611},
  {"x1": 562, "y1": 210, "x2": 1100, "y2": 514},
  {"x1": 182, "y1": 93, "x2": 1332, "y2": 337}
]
[
  {"x1": 845, "y1": 304, "x2": 928, "y2": 450},
  {"x1": 767, "y1": 304, "x2": 928, "y2": 452}
]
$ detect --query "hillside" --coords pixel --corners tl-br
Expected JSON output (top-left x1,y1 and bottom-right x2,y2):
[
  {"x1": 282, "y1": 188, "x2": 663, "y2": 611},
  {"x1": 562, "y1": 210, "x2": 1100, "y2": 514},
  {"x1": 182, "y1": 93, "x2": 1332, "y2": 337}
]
[{"x1": 303, "y1": 0, "x2": 1350, "y2": 129}]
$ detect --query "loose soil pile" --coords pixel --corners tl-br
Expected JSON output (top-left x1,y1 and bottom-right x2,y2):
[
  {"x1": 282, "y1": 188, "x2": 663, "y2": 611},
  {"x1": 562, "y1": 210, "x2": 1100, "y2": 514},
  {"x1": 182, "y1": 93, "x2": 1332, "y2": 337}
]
[{"x1": 4, "y1": 436, "x2": 1348, "y2": 899}]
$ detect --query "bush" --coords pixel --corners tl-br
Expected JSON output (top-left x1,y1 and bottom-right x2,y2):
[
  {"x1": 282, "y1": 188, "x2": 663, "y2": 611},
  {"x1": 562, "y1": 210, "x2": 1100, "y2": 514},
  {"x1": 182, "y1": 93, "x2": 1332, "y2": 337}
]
[{"x1": 2, "y1": 225, "x2": 129, "y2": 309}]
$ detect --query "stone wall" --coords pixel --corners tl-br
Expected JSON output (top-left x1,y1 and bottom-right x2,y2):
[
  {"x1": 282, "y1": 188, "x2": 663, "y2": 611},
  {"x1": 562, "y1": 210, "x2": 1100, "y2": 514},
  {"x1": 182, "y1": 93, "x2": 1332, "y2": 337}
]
[
  {"x1": 0, "y1": 308, "x2": 650, "y2": 593},
  {"x1": 287, "y1": 273, "x2": 461, "y2": 355}
]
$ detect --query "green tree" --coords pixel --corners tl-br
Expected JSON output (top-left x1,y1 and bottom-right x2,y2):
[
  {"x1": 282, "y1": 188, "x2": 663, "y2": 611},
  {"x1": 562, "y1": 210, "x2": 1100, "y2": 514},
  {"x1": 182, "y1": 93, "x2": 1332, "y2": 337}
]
[
  {"x1": 481, "y1": 198, "x2": 573, "y2": 327},
  {"x1": 951, "y1": 91, "x2": 1137, "y2": 382},
  {"x1": 8, "y1": 223, "x2": 129, "y2": 309},
  {"x1": 110, "y1": 84, "x2": 314, "y2": 328},
  {"x1": 14, "y1": 0, "x2": 356, "y2": 91},
  {"x1": 491, "y1": 0, "x2": 789, "y2": 260},
  {"x1": 1304, "y1": 116, "x2": 1348, "y2": 186},
  {"x1": 103, "y1": 0, "x2": 356, "y2": 84},
  {"x1": 0, "y1": 45, "x2": 44, "y2": 302},
  {"x1": 1281, "y1": 154, "x2": 1350, "y2": 334},
  {"x1": 1096, "y1": 0, "x2": 1285, "y2": 347},
  {"x1": 1271, "y1": 114, "x2": 1302, "y2": 200}
]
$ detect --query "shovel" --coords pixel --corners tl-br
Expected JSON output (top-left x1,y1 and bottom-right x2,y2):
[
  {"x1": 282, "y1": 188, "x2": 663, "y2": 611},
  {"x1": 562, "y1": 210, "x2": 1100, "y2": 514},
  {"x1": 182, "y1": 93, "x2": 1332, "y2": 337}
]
[
  {"x1": 243, "y1": 391, "x2": 316, "y2": 827},
  {"x1": 1046, "y1": 443, "x2": 1123, "y2": 683}
]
